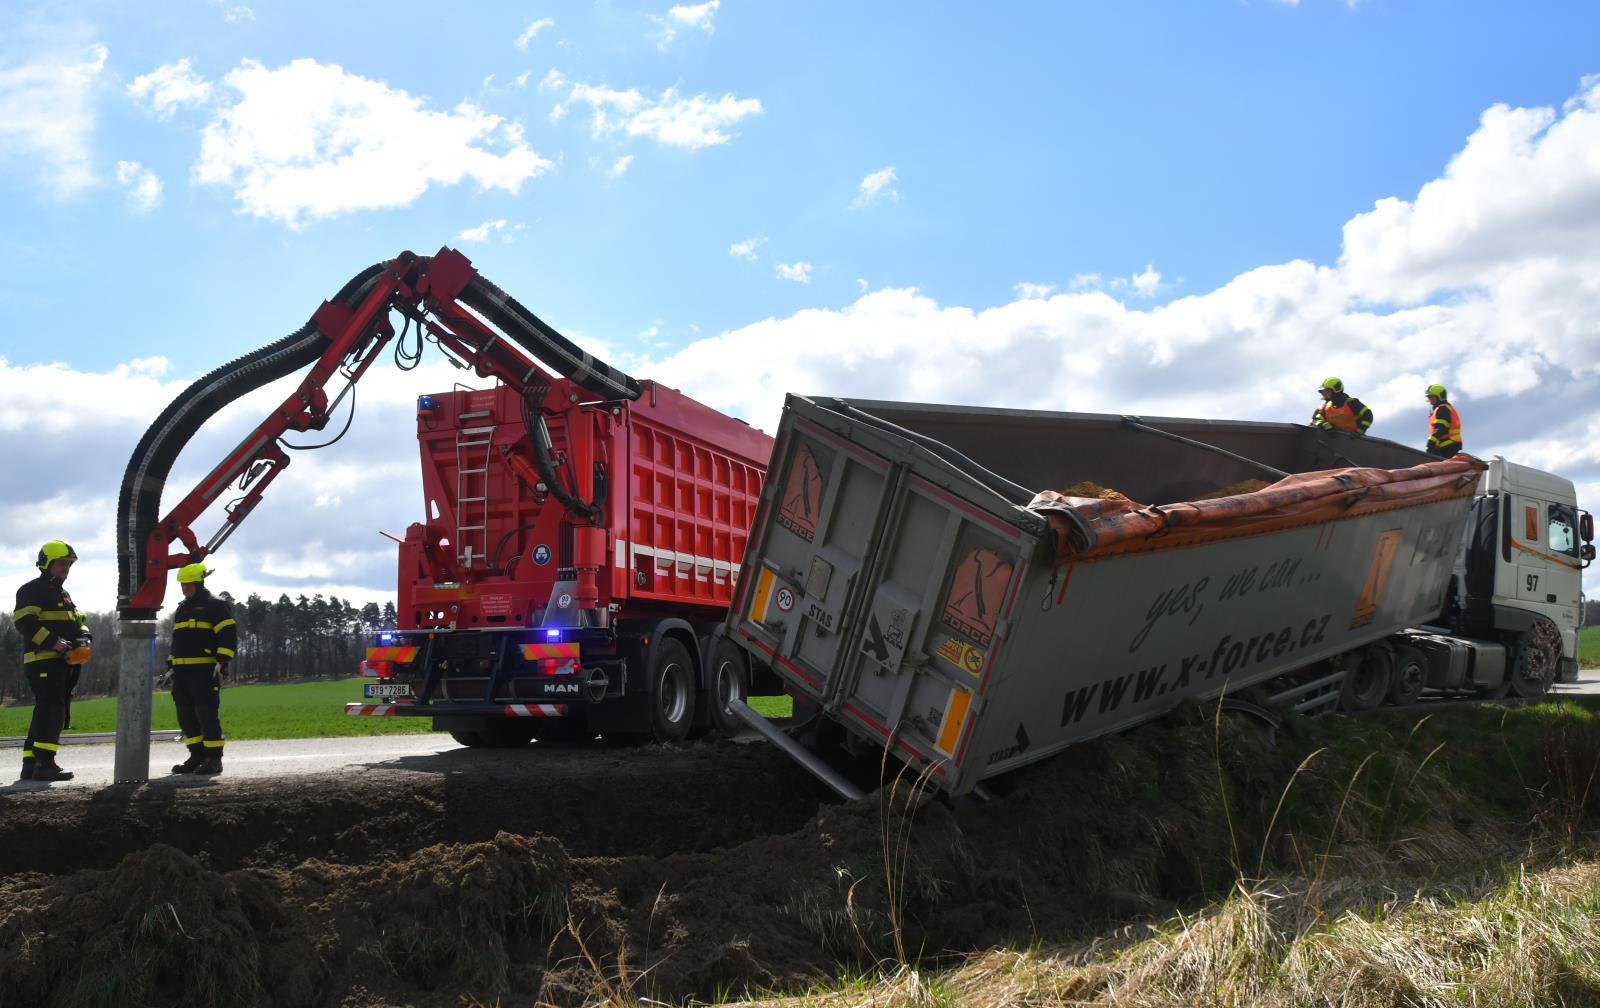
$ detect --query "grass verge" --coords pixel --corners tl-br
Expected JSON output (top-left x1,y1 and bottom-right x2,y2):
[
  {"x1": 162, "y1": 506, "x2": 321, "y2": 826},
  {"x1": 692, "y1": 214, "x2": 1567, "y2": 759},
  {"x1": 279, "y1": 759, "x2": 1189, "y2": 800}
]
[
  {"x1": 0, "y1": 677, "x2": 797, "y2": 740},
  {"x1": 1581, "y1": 624, "x2": 1599, "y2": 668}
]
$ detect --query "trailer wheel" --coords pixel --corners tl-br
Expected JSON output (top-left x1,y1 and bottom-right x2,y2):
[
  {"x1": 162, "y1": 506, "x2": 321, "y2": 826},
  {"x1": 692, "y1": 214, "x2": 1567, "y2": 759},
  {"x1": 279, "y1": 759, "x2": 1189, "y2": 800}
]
[
  {"x1": 1509, "y1": 620, "x2": 1562, "y2": 699},
  {"x1": 1388, "y1": 645, "x2": 1427, "y2": 706},
  {"x1": 708, "y1": 637, "x2": 750, "y2": 738},
  {"x1": 647, "y1": 638, "x2": 697, "y2": 743},
  {"x1": 1339, "y1": 646, "x2": 1391, "y2": 713}
]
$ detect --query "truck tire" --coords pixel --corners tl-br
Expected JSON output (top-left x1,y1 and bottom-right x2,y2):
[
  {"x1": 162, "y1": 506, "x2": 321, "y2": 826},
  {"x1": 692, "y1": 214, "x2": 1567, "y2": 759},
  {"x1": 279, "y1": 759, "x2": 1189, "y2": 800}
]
[
  {"x1": 448, "y1": 729, "x2": 488, "y2": 747},
  {"x1": 1388, "y1": 645, "x2": 1427, "y2": 706},
  {"x1": 1509, "y1": 621, "x2": 1562, "y2": 699},
  {"x1": 708, "y1": 637, "x2": 750, "y2": 738},
  {"x1": 1339, "y1": 645, "x2": 1391, "y2": 713},
  {"x1": 647, "y1": 638, "x2": 697, "y2": 743}
]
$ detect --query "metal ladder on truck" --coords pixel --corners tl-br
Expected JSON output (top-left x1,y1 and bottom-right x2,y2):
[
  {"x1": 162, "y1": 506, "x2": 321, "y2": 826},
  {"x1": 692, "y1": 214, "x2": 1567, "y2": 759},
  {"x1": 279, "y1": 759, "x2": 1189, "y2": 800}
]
[{"x1": 455, "y1": 425, "x2": 495, "y2": 569}]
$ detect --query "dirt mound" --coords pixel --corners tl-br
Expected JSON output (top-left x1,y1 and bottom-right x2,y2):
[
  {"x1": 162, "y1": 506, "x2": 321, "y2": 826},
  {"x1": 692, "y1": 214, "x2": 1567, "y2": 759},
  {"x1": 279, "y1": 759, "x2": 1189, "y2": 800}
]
[
  {"x1": 1060, "y1": 480, "x2": 1130, "y2": 501},
  {"x1": 0, "y1": 703, "x2": 1574, "y2": 1007}
]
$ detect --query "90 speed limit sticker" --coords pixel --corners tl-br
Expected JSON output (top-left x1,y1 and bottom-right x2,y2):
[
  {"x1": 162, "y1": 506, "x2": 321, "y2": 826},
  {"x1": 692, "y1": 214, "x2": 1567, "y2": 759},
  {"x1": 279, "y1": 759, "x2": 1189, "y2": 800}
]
[{"x1": 775, "y1": 586, "x2": 796, "y2": 612}]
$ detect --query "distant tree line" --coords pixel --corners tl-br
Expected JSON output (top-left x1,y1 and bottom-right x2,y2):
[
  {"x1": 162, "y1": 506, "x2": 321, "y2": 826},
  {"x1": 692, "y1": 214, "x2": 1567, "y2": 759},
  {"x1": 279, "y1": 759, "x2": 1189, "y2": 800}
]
[
  {"x1": 0, "y1": 593, "x2": 397, "y2": 705},
  {"x1": 1587, "y1": 597, "x2": 1600, "y2": 630}
]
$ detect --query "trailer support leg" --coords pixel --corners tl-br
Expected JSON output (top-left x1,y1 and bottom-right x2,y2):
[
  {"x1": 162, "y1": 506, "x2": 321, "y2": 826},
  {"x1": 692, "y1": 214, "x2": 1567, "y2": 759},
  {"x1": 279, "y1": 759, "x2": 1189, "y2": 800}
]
[
  {"x1": 729, "y1": 699, "x2": 865, "y2": 802},
  {"x1": 114, "y1": 621, "x2": 157, "y2": 783}
]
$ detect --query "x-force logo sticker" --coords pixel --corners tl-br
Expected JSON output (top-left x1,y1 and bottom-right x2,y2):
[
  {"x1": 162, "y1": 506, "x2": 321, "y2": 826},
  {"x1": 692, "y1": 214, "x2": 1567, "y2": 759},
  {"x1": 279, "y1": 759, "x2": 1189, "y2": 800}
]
[
  {"x1": 777, "y1": 442, "x2": 825, "y2": 542},
  {"x1": 941, "y1": 547, "x2": 1013, "y2": 647}
]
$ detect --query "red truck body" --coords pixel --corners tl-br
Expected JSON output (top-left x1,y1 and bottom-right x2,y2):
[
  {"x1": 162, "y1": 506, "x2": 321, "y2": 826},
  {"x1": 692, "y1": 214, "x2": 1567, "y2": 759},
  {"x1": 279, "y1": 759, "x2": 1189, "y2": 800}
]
[
  {"x1": 399, "y1": 381, "x2": 770, "y2": 630},
  {"x1": 358, "y1": 378, "x2": 774, "y2": 744}
]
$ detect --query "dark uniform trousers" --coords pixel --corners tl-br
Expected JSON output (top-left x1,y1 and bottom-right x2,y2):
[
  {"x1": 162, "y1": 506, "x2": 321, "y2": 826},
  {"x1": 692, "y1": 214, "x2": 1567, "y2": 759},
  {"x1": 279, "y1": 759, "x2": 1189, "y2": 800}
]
[
  {"x1": 172, "y1": 667, "x2": 224, "y2": 761},
  {"x1": 23, "y1": 656, "x2": 71, "y2": 766}
]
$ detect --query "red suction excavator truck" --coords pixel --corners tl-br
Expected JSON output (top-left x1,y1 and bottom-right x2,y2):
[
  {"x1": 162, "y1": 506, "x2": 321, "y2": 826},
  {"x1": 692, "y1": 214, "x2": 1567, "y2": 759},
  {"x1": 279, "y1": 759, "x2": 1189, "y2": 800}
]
[{"x1": 117, "y1": 247, "x2": 773, "y2": 745}]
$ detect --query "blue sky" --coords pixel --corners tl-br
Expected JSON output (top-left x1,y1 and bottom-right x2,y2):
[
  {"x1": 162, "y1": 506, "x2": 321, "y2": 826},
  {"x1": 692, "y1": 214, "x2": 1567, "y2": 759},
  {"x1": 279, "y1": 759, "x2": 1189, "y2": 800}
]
[{"x1": 2, "y1": 0, "x2": 1599, "y2": 611}]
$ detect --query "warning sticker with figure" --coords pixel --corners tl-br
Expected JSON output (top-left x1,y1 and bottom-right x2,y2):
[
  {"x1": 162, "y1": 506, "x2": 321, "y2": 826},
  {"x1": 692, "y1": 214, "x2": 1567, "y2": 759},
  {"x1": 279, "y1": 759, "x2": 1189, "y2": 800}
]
[
  {"x1": 941, "y1": 547, "x2": 1013, "y2": 647},
  {"x1": 776, "y1": 442, "x2": 825, "y2": 542}
]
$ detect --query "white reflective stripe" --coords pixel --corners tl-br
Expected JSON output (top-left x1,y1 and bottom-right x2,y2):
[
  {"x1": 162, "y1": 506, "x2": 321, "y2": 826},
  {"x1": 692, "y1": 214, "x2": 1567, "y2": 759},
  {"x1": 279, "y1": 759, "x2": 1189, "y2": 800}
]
[{"x1": 617, "y1": 539, "x2": 738, "y2": 583}]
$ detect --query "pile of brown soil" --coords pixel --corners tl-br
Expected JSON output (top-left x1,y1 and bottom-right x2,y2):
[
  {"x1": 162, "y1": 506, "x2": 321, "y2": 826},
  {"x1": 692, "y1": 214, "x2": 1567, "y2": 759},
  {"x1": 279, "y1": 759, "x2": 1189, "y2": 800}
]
[
  {"x1": 1060, "y1": 480, "x2": 1130, "y2": 501},
  {"x1": 1191, "y1": 478, "x2": 1272, "y2": 500}
]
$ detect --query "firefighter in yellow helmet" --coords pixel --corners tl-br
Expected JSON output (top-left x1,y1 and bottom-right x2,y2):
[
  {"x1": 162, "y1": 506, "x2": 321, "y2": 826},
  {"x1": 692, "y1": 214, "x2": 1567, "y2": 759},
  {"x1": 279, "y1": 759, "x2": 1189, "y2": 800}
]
[
  {"x1": 13, "y1": 541, "x2": 91, "y2": 782},
  {"x1": 1424, "y1": 383, "x2": 1462, "y2": 458},
  {"x1": 1309, "y1": 377, "x2": 1374, "y2": 436},
  {"x1": 166, "y1": 562, "x2": 237, "y2": 775}
]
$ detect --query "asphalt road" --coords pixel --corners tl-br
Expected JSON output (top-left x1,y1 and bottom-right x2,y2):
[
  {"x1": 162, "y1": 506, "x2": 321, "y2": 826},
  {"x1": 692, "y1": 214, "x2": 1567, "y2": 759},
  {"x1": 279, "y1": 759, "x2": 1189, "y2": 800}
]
[{"x1": 2, "y1": 733, "x2": 463, "y2": 792}]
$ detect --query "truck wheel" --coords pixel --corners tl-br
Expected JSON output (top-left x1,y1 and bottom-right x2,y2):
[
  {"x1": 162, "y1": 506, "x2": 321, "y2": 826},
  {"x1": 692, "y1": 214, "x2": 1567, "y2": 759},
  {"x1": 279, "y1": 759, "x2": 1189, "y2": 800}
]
[
  {"x1": 1339, "y1": 646, "x2": 1391, "y2": 713},
  {"x1": 448, "y1": 729, "x2": 487, "y2": 747},
  {"x1": 1509, "y1": 621, "x2": 1562, "y2": 699},
  {"x1": 708, "y1": 638, "x2": 750, "y2": 738},
  {"x1": 1388, "y1": 645, "x2": 1427, "y2": 706},
  {"x1": 647, "y1": 638, "x2": 697, "y2": 743}
]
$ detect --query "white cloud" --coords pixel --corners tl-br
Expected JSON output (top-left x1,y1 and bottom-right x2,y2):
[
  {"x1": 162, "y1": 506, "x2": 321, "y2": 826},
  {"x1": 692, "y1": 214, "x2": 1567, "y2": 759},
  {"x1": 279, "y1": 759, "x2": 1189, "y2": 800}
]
[
  {"x1": 729, "y1": 235, "x2": 765, "y2": 260},
  {"x1": 114, "y1": 160, "x2": 162, "y2": 210},
  {"x1": 206, "y1": 0, "x2": 255, "y2": 21},
  {"x1": 1130, "y1": 263, "x2": 1162, "y2": 297},
  {"x1": 456, "y1": 219, "x2": 525, "y2": 243},
  {"x1": 0, "y1": 43, "x2": 108, "y2": 196},
  {"x1": 853, "y1": 166, "x2": 898, "y2": 208},
  {"x1": 654, "y1": 0, "x2": 719, "y2": 48},
  {"x1": 608, "y1": 154, "x2": 634, "y2": 178},
  {"x1": 776, "y1": 261, "x2": 812, "y2": 283},
  {"x1": 515, "y1": 17, "x2": 555, "y2": 51},
  {"x1": 1013, "y1": 281, "x2": 1055, "y2": 300},
  {"x1": 561, "y1": 83, "x2": 761, "y2": 149},
  {"x1": 193, "y1": 58, "x2": 553, "y2": 227},
  {"x1": 539, "y1": 69, "x2": 567, "y2": 93},
  {"x1": 128, "y1": 58, "x2": 213, "y2": 120}
]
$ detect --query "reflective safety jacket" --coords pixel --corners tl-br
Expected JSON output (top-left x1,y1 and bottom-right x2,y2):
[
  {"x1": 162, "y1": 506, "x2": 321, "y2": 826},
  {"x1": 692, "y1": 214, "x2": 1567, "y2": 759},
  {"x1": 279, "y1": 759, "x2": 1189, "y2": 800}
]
[
  {"x1": 1313, "y1": 394, "x2": 1374, "y2": 436},
  {"x1": 168, "y1": 588, "x2": 238, "y2": 669},
  {"x1": 1428, "y1": 401, "x2": 1462, "y2": 451},
  {"x1": 13, "y1": 574, "x2": 90, "y2": 667}
]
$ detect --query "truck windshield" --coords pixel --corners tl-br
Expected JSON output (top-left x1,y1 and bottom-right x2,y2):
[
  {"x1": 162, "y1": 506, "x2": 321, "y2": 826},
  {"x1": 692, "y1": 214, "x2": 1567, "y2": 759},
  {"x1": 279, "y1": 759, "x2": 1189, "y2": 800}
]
[{"x1": 1549, "y1": 502, "x2": 1580, "y2": 557}]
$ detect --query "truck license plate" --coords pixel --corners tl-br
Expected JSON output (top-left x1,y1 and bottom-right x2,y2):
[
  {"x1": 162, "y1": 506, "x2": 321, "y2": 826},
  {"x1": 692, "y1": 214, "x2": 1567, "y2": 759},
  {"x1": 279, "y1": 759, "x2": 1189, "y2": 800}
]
[{"x1": 363, "y1": 683, "x2": 413, "y2": 699}]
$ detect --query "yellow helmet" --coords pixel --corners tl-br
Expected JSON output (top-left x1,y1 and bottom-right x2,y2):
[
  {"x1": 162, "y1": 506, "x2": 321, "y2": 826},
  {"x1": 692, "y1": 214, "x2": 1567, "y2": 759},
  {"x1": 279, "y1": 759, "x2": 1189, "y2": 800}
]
[
  {"x1": 36, "y1": 540, "x2": 77, "y2": 571},
  {"x1": 1320, "y1": 377, "x2": 1344, "y2": 393},
  {"x1": 176, "y1": 562, "x2": 211, "y2": 584},
  {"x1": 1425, "y1": 383, "x2": 1447, "y2": 399}
]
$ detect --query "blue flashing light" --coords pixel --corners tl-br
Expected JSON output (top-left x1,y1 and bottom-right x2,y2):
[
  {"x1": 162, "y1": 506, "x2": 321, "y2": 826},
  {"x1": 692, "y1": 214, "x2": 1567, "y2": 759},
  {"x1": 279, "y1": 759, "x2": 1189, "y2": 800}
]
[
  {"x1": 378, "y1": 632, "x2": 394, "y2": 643},
  {"x1": 544, "y1": 628, "x2": 562, "y2": 641},
  {"x1": 417, "y1": 394, "x2": 434, "y2": 411}
]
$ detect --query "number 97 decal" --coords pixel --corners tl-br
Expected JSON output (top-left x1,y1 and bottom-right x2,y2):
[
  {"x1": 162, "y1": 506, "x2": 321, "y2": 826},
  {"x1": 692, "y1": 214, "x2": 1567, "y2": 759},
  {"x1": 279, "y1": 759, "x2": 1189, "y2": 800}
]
[{"x1": 1526, "y1": 573, "x2": 1539, "y2": 593}]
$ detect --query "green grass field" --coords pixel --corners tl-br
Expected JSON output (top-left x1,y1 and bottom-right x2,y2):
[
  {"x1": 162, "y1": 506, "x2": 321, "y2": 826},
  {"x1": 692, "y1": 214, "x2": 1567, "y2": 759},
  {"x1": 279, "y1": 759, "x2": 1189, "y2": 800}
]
[
  {"x1": 0, "y1": 677, "x2": 795, "y2": 740},
  {"x1": 1582, "y1": 624, "x2": 1600, "y2": 668}
]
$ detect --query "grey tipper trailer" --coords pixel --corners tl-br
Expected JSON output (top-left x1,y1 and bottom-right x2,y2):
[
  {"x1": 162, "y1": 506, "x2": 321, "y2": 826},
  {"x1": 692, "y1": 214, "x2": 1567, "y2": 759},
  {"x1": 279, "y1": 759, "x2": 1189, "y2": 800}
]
[{"x1": 724, "y1": 395, "x2": 1490, "y2": 799}]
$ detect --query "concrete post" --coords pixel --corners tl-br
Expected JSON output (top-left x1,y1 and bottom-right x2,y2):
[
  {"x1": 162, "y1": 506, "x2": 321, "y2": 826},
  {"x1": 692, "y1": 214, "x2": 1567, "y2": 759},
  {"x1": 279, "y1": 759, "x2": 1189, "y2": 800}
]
[{"x1": 114, "y1": 620, "x2": 156, "y2": 783}]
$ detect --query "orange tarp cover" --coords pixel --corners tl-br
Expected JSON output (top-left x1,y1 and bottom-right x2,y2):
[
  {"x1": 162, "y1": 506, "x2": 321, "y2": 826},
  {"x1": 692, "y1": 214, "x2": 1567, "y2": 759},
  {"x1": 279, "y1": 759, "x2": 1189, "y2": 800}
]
[{"x1": 1030, "y1": 455, "x2": 1485, "y2": 561}]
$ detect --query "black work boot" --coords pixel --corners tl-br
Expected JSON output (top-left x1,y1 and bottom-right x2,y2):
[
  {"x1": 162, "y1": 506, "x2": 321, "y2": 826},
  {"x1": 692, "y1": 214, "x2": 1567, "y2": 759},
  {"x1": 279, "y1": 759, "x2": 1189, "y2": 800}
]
[
  {"x1": 32, "y1": 759, "x2": 74, "y2": 782},
  {"x1": 20, "y1": 757, "x2": 34, "y2": 780},
  {"x1": 194, "y1": 754, "x2": 223, "y2": 776},
  {"x1": 171, "y1": 751, "x2": 206, "y2": 774}
]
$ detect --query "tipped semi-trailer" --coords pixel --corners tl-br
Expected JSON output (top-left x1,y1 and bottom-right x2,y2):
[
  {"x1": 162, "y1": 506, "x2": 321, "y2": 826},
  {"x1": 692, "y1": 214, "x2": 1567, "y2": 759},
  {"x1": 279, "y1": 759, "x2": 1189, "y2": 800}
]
[{"x1": 722, "y1": 397, "x2": 1593, "y2": 798}]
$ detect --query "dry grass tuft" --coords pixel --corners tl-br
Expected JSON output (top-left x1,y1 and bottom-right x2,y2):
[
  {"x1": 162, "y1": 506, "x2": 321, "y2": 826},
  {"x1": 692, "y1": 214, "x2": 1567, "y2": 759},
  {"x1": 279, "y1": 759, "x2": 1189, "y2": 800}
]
[{"x1": 734, "y1": 859, "x2": 1600, "y2": 1008}]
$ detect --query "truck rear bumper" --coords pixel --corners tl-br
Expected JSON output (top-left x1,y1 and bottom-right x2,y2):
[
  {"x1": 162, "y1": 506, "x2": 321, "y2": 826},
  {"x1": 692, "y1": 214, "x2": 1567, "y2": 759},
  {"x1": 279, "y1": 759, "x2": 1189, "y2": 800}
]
[{"x1": 344, "y1": 702, "x2": 568, "y2": 718}]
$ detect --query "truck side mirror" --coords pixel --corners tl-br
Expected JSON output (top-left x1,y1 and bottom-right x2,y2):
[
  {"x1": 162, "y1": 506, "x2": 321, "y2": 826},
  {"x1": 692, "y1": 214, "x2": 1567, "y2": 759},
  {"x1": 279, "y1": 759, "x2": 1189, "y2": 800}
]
[
  {"x1": 1583, "y1": 543, "x2": 1596, "y2": 563},
  {"x1": 1581, "y1": 512, "x2": 1595, "y2": 542}
]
